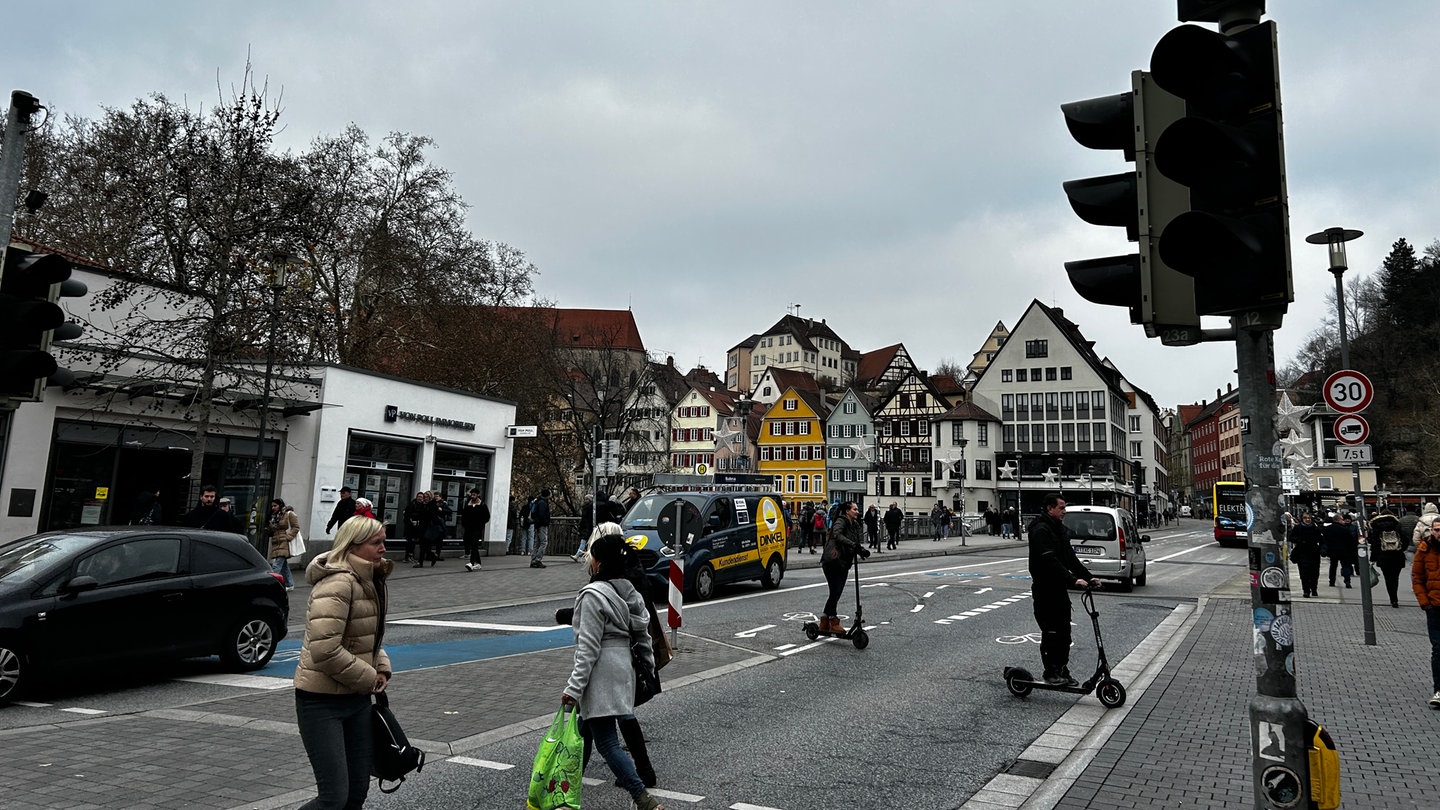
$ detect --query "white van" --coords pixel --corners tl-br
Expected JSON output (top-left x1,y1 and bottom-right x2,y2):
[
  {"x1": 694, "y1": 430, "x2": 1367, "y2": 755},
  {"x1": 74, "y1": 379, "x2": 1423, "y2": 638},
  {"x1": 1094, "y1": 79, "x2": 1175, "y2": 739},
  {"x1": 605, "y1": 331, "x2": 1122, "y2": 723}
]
[{"x1": 1063, "y1": 505, "x2": 1150, "y2": 591}]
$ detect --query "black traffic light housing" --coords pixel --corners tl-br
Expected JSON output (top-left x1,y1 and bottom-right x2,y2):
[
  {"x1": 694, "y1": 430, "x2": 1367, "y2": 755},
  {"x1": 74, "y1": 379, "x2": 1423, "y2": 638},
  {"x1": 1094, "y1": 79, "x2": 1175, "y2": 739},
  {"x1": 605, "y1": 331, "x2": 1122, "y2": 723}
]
[
  {"x1": 1061, "y1": 72, "x2": 1201, "y2": 345},
  {"x1": 0, "y1": 246, "x2": 82, "y2": 402},
  {"x1": 1149, "y1": 20, "x2": 1292, "y2": 316}
]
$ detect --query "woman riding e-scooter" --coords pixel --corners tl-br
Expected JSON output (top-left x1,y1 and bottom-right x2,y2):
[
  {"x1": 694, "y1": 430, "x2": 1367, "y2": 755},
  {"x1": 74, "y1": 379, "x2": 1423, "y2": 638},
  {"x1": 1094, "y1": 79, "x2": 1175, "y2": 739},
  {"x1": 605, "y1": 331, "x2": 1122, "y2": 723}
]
[{"x1": 817, "y1": 501, "x2": 869, "y2": 634}]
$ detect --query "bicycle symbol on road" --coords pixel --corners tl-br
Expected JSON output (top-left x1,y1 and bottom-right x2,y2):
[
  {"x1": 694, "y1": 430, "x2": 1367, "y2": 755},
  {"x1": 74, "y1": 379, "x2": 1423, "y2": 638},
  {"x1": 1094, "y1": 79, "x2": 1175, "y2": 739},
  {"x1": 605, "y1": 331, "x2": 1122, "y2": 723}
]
[
  {"x1": 995, "y1": 633, "x2": 1042, "y2": 645},
  {"x1": 783, "y1": 611, "x2": 818, "y2": 623}
]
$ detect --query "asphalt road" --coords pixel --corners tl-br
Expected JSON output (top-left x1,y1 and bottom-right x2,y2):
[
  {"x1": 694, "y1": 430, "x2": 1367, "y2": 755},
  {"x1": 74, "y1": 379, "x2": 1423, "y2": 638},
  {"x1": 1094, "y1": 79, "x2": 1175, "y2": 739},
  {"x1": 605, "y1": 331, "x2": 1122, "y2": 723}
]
[{"x1": 2, "y1": 522, "x2": 1248, "y2": 809}]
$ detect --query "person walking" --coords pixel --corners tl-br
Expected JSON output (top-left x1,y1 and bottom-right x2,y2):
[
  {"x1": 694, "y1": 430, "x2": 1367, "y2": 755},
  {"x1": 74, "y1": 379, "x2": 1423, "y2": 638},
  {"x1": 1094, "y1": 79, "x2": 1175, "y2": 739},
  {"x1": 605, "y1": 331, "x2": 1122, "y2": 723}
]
[
  {"x1": 817, "y1": 501, "x2": 869, "y2": 634},
  {"x1": 560, "y1": 531, "x2": 666, "y2": 810},
  {"x1": 460, "y1": 490, "x2": 491, "y2": 572},
  {"x1": 1324, "y1": 511, "x2": 1359, "y2": 588},
  {"x1": 325, "y1": 486, "x2": 357, "y2": 534},
  {"x1": 353, "y1": 498, "x2": 376, "y2": 520},
  {"x1": 1411, "y1": 513, "x2": 1440, "y2": 709},
  {"x1": 418, "y1": 491, "x2": 449, "y2": 567},
  {"x1": 294, "y1": 515, "x2": 393, "y2": 810},
  {"x1": 863, "y1": 504, "x2": 881, "y2": 551},
  {"x1": 181, "y1": 484, "x2": 222, "y2": 529},
  {"x1": 1369, "y1": 508, "x2": 1409, "y2": 608},
  {"x1": 930, "y1": 501, "x2": 946, "y2": 542},
  {"x1": 808, "y1": 506, "x2": 826, "y2": 554},
  {"x1": 530, "y1": 489, "x2": 552, "y2": 568},
  {"x1": 572, "y1": 495, "x2": 596, "y2": 562},
  {"x1": 1415, "y1": 502, "x2": 1440, "y2": 547},
  {"x1": 505, "y1": 496, "x2": 519, "y2": 555},
  {"x1": 883, "y1": 502, "x2": 903, "y2": 550},
  {"x1": 214, "y1": 497, "x2": 245, "y2": 533},
  {"x1": 130, "y1": 488, "x2": 163, "y2": 525},
  {"x1": 402, "y1": 491, "x2": 428, "y2": 563},
  {"x1": 1290, "y1": 512, "x2": 1325, "y2": 597},
  {"x1": 1002, "y1": 506, "x2": 1017, "y2": 540},
  {"x1": 1028, "y1": 493, "x2": 1099, "y2": 687},
  {"x1": 266, "y1": 498, "x2": 302, "y2": 590},
  {"x1": 520, "y1": 495, "x2": 536, "y2": 556}
]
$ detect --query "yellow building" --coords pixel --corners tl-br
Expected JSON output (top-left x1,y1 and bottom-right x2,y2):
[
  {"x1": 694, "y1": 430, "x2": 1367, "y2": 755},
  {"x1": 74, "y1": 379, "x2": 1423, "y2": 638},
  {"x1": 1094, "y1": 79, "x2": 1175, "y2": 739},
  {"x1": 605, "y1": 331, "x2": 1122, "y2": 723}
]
[{"x1": 757, "y1": 386, "x2": 827, "y2": 511}]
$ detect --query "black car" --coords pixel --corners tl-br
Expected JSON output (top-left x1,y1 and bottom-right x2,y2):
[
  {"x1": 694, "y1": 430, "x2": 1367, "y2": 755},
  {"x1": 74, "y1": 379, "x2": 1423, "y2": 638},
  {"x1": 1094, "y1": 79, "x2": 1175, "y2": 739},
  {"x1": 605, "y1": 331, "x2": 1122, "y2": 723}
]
[{"x1": 0, "y1": 526, "x2": 289, "y2": 704}]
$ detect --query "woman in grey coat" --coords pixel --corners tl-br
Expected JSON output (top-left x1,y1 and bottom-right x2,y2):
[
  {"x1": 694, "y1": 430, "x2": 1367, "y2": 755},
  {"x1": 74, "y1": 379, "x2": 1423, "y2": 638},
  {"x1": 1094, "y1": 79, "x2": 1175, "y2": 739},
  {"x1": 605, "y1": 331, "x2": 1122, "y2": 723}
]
[{"x1": 561, "y1": 533, "x2": 665, "y2": 810}]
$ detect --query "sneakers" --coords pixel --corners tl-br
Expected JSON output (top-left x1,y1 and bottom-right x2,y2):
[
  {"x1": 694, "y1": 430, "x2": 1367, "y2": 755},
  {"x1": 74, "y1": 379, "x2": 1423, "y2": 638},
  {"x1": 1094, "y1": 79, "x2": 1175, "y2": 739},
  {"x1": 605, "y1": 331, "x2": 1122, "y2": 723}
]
[
  {"x1": 634, "y1": 791, "x2": 666, "y2": 810},
  {"x1": 1044, "y1": 673, "x2": 1080, "y2": 687},
  {"x1": 1430, "y1": 691, "x2": 1440, "y2": 710},
  {"x1": 530, "y1": 561, "x2": 546, "y2": 568},
  {"x1": 464, "y1": 563, "x2": 481, "y2": 572}
]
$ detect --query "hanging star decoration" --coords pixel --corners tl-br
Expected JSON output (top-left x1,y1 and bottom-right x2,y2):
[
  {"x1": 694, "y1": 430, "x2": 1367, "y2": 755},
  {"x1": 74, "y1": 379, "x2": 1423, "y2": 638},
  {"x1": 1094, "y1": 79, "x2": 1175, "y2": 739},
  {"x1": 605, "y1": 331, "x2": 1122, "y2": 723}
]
[
  {"x1": 1042, "y1": 467, "x2": 1059, "y2": 486},
  {"x1": 850, "y1": 436, "x2": 876, "y2": 462},
  {"x1": 999, "y1": 461, "x2": 1018, "y2": 480},
  {"x1": 1275, "y1": 393, "x2": 1307, "y2": 436},
  {"x1": 713, "y1": 419, "x2": 738, "y2": 443},
  {"x1": 1279, "y1": 429, "x2": 1312, "y2": 461}
]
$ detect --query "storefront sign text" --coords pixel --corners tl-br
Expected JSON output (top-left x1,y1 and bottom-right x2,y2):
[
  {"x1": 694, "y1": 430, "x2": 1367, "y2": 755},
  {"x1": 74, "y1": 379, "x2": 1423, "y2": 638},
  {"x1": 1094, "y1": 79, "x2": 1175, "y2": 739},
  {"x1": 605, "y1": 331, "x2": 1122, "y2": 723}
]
[{"x1": 384, "y1": 405, "x2": 476, "y2": 431}]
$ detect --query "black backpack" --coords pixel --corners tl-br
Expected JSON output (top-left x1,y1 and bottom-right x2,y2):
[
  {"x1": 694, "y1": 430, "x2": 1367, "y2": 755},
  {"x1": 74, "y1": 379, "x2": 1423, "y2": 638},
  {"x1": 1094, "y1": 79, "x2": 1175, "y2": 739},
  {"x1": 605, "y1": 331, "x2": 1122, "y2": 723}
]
[{"x1": 371, "y1": 691, "x2": 425, "y2": 793}]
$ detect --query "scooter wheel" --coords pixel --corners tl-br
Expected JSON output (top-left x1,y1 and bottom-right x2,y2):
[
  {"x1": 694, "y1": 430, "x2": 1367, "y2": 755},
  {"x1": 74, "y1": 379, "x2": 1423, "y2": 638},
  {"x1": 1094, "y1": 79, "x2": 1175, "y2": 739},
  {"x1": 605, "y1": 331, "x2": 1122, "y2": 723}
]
[
  {"x1": 803, "y1": 622, "x2": 819, "y2": 641},
  {"x1": 1005, "y1": 668, "x2": 1034, "y2": 698},
  {"x1": 1096, "y1": 677, "x2": 1127, "y2": 708},
  {"x1": 851, "y1": 629, "x2": 869, "y2": 650}
]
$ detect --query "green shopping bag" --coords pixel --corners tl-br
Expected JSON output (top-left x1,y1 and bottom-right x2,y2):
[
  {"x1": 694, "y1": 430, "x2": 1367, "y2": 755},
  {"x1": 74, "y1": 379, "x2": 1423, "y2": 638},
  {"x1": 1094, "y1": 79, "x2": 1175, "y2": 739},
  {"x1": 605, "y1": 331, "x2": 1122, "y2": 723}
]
[{"x1": 527, "y1": 708, "x2": 584, "y2": 810}]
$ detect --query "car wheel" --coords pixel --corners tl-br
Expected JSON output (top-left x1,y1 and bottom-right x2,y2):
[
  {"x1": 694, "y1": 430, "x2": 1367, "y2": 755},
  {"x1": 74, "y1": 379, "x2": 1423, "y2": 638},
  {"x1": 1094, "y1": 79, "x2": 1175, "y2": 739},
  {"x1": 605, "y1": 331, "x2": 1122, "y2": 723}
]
[
  {"x1": 1118, "y1": 574, "x2": 1134, "y2": 593},
  {"x1": 221, "y1": 615, "x2": 278, "y2": 671},
  {"x1": 0, "y1": 640, "x2": 26, "y2": 704},
  {"x1": 693, "y1": 563, "x2": 717, "y2": 602},
  {"x1": 761, "y1": 555, "x2": 784, "y2": 589},
  {"x1": 1135, "y1": 566, "x2": 1148, "y2": 587}
]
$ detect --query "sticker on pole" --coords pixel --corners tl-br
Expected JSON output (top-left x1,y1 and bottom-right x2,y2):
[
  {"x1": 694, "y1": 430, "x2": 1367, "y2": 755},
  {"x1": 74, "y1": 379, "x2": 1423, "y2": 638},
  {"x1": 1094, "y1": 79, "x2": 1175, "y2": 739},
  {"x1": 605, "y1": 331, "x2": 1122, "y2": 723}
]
[
  {"x1": 1322, "y1": 369, "x2": 1373, "y2": 414},
  {"x1": 1332, "y1": 414, "x2": 1370, "y2": 446}
]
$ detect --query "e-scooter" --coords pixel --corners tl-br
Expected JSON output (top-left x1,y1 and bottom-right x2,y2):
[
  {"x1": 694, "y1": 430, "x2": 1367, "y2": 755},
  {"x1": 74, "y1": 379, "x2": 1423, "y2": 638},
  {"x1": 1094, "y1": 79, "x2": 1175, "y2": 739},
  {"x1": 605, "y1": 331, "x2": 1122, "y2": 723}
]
[
  {"x1": 802, "y1": 550, "x2": 870, "y2": 650},
  {"x1": 1002, "y1": 587, "x2": 1126, "y2": 708}
]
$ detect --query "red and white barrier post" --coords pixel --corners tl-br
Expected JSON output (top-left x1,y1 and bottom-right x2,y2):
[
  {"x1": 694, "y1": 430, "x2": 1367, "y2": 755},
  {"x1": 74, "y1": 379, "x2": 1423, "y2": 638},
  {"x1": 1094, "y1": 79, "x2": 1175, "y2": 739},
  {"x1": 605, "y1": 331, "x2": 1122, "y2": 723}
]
[{"x1": 667, "y1": 557, "x2": 683, "y2": 650}]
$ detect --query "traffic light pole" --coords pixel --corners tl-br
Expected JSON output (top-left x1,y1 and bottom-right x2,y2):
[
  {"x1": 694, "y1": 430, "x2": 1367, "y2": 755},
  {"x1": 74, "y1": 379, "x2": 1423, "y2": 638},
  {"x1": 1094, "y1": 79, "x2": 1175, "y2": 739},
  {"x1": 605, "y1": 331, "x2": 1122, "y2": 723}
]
[
  {"x1": 1234, "y1": 317, "x2": 1311, "y2": 809},
  {"x1": 0, "y1": 92, "x2": 40, "y2": 278}
]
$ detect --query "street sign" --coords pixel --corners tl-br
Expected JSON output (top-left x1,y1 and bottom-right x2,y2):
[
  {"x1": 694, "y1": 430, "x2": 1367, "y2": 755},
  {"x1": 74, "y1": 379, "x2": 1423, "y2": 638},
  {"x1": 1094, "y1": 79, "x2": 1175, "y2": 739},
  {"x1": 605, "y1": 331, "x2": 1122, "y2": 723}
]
[
  {"x1": 1335, "y1": 444, "x2": 1373, "y2": 463},
  {"x1": 1332, "y1": 414, "x2": 1370, "y2": 445},
  {"x1": 506, "y1": 425, "x2": 538, "y2": 438},
  {"x1": 1322, "y1": 370, "x2": 1374, "y2": 414}
]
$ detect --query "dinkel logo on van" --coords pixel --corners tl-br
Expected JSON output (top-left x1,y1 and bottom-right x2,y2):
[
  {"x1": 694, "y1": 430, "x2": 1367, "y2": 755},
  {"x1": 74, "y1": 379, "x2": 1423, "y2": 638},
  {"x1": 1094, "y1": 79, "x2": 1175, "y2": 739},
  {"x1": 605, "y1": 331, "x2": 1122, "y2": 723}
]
[{"x1": 761, "y1": 498, "x2": 779, "y2": 532}]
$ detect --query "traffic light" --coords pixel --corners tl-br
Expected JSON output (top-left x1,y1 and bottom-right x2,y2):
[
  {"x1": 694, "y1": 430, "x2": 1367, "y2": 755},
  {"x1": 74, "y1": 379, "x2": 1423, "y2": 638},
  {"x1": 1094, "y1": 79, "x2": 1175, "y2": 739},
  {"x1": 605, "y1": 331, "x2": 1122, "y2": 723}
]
[
  {"x1": 0, "y1": 246, "x2": 82, "y2": 402},
  {"x1": 1062, "y1": 72, "x2": 1201, "y2": 345},
  {"x1": 1149, "y1": 20, "x2": 1292, "y2": 316}
]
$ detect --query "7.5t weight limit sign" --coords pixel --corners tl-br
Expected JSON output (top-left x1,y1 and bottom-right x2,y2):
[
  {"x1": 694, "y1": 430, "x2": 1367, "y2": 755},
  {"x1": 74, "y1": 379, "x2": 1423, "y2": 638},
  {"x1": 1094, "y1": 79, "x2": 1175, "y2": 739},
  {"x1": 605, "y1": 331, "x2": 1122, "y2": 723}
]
[{"x1": 1322, "y1": 370, "x2": 1373, "y2": 414}]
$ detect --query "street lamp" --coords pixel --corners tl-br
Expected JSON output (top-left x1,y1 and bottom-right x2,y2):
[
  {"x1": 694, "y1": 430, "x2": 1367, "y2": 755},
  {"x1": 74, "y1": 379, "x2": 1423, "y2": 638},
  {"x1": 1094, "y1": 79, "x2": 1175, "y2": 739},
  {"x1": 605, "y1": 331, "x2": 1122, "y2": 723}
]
[
  {"x1": 1087, "y1": 465, "x2": 1095, "y2": 505},
  {"x1": 956, "y1": 438, "x2": 968, "y2": 545},
  {"x1": 1306, "y1": 225, "x2": 1375, "y2": 647},
  {"x1": 249, "y1": 255, "x2": 290, "y2": 551}
]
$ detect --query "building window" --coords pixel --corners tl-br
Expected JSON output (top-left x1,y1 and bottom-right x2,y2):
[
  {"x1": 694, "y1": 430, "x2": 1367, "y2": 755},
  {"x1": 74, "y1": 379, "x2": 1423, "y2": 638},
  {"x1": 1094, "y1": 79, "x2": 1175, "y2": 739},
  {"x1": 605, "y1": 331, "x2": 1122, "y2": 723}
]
[
  {"x1": 1002, "y1": 369, "x2": 1013, "y2": 383},
  {"x1": 900, "y1": 421, "x2": 911, "y2": 437},
  {"x1": 1129, "y1": 415, "x2": 1141, "y2": 432},
  {"x1": 1025, "y1": 339, "x2": 1048, "y2": 358},
  {"x1": 918, "y1": 421, "x2": 929, "y2": 436},
  {"x1": 1046, "y1": 367, "x2": 1057, "y2": 381},
  {"x1": 1092, "y1": 392, "x2": 1106, "y2": 418},
  {"x1": 978, "y1": 423, "x2": 988, "y2": 446},
  {"x1": 799, "y1": 475, "x2": 809, "y2": 493},
  {"x1": 813, "y1": 474, "x2": 823, "y2": 494},
  {"x1": 1130, "y1": 441, "x2": 1143, "y2": 459},
  {"x1": 976, "y1": 460, "x2": 992, "y2": 480},
  {"x1": 952, "y1": 422, "x2": 964, "y2": 444},
  {"x1": 844, "y1": 401, "x2": 857, "y2": 414},
  {"x1": 784, "y1": 399, "x2": 797, "y2": 411},
  {"x1": 1061, "y1": 366, "x2": 1072, "y2": 380},
  {"x1": 1016, "y1": 369, "x2": 1027, "y2": 382}
]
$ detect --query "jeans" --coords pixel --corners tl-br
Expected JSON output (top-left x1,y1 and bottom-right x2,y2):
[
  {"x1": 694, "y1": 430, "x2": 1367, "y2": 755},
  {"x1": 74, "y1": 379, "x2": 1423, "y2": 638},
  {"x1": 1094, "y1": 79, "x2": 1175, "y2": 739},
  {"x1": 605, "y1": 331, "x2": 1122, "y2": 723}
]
[
  {"x1": 295, "y1": 690, "x2": 372, "y2": 810},
  {"x1": 271, "y1": 556, "x2": 292, "y2": 588},
  {"x1": 530, "y1": 525, "x2": 549, "y2": 562},
  {"x1": 1002, "y1": 522, "x2": 1013, "y2": 537},
  {"x1": 1428, "y1": 607, "x2": 1440, "y2": 692},
  {"x1": 522, "y1": 525, "x2": 534, "y2": 554},
  {"x1": 1033, "y1": 590, "x2": 1074, "y2": 677},
  {"x1": 821, "y1": 559, "x2": 850, "y2": 617},
  {"x1": 463, "y1": 533, "x2": 483, "y2": 565},
  {"x1": 1328, "y1": 555, "x2": 1355, "y2": 585},
  {"x1": 587, "y1": 715, "x2": 646, "y2": 798}
]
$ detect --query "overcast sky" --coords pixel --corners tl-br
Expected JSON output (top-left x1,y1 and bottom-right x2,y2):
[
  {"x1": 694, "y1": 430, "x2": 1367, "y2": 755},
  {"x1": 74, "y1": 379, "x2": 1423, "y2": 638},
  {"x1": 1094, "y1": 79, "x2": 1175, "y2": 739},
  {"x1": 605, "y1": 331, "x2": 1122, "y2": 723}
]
[{"x1": 10, "y1": 1, "x2": 1438, "y2": 408}]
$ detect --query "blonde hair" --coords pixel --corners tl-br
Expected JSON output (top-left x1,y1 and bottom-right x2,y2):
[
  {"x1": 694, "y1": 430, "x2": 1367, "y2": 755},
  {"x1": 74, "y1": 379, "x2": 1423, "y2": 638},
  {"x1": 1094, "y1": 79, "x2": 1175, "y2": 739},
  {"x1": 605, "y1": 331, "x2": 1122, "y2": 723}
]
[{"x1": 331, "y1": 516, "x2": 384, "y2": 557}]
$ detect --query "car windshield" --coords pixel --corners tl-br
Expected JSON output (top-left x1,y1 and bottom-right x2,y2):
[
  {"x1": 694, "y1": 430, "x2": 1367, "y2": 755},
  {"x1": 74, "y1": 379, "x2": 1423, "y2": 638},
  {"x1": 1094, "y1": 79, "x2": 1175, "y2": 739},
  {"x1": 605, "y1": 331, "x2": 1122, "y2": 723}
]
[
  {"x1": 0, "y1": 534, "x2": 97, "y2": 584},
  {"x1": 623, "y1": 495, "x2": 707, "y2": 529}
]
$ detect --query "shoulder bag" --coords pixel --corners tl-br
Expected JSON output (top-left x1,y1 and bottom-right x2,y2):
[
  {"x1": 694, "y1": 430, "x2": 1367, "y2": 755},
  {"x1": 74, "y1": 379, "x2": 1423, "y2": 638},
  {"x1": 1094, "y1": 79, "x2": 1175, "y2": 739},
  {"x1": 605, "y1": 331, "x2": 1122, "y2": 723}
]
[
  {"x1": 287, "y1": 515, "x2": 307, "y2": 558},
  {"x1": 371, "y1": 691, "x2": 425, "y2": 793}
]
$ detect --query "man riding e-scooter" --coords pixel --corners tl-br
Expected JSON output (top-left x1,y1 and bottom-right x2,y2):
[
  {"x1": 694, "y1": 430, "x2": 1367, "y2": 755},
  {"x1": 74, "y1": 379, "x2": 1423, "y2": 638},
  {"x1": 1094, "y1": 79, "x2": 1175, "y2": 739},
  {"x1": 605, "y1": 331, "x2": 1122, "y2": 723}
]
[{"x1": 1027, "y1": 493, "x2": 1100, "y2": 686}]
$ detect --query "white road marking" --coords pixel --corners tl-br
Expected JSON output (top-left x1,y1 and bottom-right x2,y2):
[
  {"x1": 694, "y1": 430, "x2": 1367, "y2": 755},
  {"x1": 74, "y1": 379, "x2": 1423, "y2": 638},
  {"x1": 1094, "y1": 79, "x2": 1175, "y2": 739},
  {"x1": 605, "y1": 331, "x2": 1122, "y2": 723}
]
[
  {"x1": 60, "y1": 707, "x2": 106, "y2": 715},
  {"x1": 390, "y1": 619, "x2": 565, "y2": 632},
  {"x1": 910, "y1": 604, "x2": 925, "y2": 613},
  {"x1": 447, "y1": 756, "x2": 514, "y2": 770},
  {"x1": 14, "y1": 701, "x2": 51, "y2": 708},
  {"x1": 652, "y1": 787, "x2": 706, "y2": 802},
  {"x1": 772, "y1": 643, "x2": 798, "y2": 651},
  {"x1": 176, "y1": 673, "x2": 292, "y2": 689},
  {"x1": 975, "y1": 587, "x2": 993, "y2": 594},
  {"x1": 1151, "y1": 544, "x2": 1215, "y2": 563},
  {"x1": 732, "y1": 803, "x2": 785, "y2": 810},
  {"x1": 734, "y1": 624, "x2": 776, "y2": 638}
]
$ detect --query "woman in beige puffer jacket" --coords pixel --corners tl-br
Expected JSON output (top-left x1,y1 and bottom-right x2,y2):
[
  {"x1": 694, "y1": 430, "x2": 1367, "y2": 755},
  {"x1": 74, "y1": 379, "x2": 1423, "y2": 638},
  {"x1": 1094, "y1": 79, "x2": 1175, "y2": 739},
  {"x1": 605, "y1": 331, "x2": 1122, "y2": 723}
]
[{"x1": 294, "y1": 516, "x2": 393, "y2": 809}]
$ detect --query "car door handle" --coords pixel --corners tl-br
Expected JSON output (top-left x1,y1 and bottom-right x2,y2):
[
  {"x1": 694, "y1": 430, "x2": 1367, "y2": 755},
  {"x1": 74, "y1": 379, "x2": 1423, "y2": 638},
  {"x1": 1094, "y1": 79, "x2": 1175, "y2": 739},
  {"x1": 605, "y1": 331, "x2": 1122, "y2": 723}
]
[{"x1": 161, "y1": 592, "x2": 185, "y2": 601}]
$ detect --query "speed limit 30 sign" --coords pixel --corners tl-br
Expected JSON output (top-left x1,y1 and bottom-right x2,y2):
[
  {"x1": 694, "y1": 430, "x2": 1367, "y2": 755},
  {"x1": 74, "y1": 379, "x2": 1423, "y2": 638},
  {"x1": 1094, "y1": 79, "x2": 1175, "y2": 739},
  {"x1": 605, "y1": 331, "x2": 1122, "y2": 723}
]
[{"x1": 1323, "y1": 370, "x2": 1374, "y2": 414}]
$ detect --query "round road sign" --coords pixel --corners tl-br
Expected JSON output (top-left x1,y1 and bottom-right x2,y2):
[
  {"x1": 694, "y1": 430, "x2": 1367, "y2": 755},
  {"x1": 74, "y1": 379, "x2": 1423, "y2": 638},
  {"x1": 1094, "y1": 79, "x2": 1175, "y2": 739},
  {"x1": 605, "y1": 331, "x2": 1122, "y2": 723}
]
[
  {"x1": 1323, "y1": 370, "x2": 1374, "y2": 414},
  {"x1": 1333, "y1": 413, "x2": 1370, "y2": 445}
]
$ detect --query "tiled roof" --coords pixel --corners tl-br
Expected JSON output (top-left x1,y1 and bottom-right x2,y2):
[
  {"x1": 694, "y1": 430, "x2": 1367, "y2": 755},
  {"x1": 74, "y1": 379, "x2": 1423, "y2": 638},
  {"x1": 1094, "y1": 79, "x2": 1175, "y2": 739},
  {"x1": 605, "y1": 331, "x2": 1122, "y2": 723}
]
[
  {"x1": 492, "y1": 307, "x2": 645, "y2": 352},
  {"x1": 855, "y1": 344, "x2": 903, "y2": 383}
]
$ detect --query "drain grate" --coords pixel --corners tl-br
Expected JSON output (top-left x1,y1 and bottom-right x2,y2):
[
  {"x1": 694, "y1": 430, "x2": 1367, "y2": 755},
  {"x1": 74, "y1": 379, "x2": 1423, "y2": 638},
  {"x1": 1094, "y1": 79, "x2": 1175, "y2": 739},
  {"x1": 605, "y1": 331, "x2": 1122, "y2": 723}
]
[{"x1": 1005, "y1": 759, "x2": 1057, "y2": 779}]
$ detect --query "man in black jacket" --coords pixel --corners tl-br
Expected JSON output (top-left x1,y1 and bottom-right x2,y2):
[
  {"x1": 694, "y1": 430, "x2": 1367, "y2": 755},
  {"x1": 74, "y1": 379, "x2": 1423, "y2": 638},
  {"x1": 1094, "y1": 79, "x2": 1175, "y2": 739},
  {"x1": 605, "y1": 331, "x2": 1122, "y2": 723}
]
[
  {"x1": 1027, "y1": 493, "x2": 1099, "y2": 686},
  {"x1": 325, "y1": 486, "x2": 356, "y2": 534},
  {"x1": 181, "y1": 485, "x2": 222, "y2": 529}
]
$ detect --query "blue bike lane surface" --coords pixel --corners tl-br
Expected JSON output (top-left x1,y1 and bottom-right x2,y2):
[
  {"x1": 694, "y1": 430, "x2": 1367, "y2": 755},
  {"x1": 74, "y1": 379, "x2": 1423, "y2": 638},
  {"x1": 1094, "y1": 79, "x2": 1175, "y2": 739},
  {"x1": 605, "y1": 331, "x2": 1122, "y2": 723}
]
[{"x1": 260, "y1": 625, "x2": 575, "y2": 679}]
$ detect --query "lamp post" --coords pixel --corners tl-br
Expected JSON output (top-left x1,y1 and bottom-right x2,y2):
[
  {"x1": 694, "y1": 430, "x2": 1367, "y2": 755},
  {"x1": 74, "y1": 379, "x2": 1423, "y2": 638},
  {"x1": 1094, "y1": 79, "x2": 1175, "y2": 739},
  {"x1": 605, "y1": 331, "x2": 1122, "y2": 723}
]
[
  {"x1": 1087, "y1": 464, "x2": 1095, "y2": 505},
  {"x1": 1306, "y1": 226, "x2": 1375, "y2": 646},
  {"x1": 957, "y1": 438, "x2": 968, "y2": 545},
  {"x1": 249, "y1": 256, "x2": 289, "y2": 552}
]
